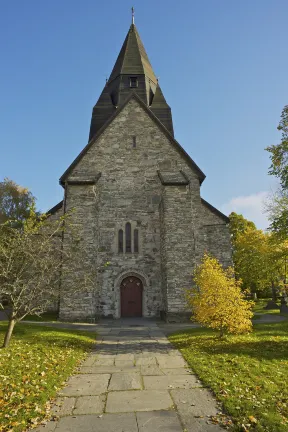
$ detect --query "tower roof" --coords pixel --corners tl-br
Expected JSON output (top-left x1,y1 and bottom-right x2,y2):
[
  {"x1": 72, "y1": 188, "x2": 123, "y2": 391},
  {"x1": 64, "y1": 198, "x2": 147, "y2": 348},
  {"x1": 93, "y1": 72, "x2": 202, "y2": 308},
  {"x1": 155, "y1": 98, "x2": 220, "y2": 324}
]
[
  {"x1": 109, "y1": 24, "x2": 157, "y2": 85},
  {"x1": 88, "y1": 21, "x2": 174, "y2": 141}
]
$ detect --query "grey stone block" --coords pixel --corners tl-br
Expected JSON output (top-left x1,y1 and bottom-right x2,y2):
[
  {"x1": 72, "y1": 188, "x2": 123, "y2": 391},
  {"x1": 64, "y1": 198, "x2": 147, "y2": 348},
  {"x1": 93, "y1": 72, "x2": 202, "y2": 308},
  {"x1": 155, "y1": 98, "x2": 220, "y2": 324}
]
[
  {"x1": 108, "y1": 372, "x2": 142, "y2": 390},
  {"x1": 106, "y1": 390, "x2": 173, "y2": 412},
  {"x1": 156, "y1": 355, "x2": 187, "y2": 368},
  {"x1": 135, "y1": 357, "x2": 157, "y2": 366},
  {"x1": 60, "y1": 374, "x2": 110, "y2": 396},
  {"x1": 162, "y1": 368, "x2": 193, "y2": 375},
  {"x1": 143, "y1": 375, "x2": 201, "y2": 390},
  {"x1": 73, "y1": 395, "x2": 106, "y2": 415},
  {"x1": 80, "y1": 365, "x2": 140, "y2": 374},
  {"x1": 140, "y1": 365, "x2": 164, "y2": 376},
  {"x1": 51, "y1": 397, "x2": 76, "y2": 417},
  {"x1": 136, "y1": 411, "x2": 183, "y2": 431},
  {"x1": 115, "y1": 359, "x2": 134, "y2": 367},
  {"x1": 116, "y1": 353, "x2": 134, "y2": 360},
  {"x1": 94, "y1": 358, "x2": 114, "y2": 366},
  {"x1": 33, "y1": 421, "x2": 57, "y2": 432},
  {"x1": 56, "y1": 413, "x2": 138, "y2": 432},
  {"x1": 171, "y1": 388, "x2": 223, "y2": 431}
]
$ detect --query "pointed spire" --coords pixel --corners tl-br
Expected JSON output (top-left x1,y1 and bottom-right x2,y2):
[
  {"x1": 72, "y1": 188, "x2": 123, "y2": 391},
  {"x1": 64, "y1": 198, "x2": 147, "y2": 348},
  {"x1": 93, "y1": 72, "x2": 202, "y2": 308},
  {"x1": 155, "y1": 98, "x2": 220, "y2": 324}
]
[
  {"x1": 108, "y1": 23, "x2": 157, "y2": 84},
  {"x1": 88, "y1": 19, "x2": 174, "y2": 140}
]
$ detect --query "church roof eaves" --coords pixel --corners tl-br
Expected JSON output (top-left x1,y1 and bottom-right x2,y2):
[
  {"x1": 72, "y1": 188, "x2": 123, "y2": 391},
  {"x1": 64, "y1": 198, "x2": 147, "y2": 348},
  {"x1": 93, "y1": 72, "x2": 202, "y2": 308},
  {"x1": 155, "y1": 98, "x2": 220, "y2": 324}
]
[
  {"x1": 46, "y1": 200, "x2": 63, "y2": 215},
  {"x1": 59, "y1": 92, "x2": 206, "y2": 185},
  {"x1": 201, "y1": 198, "x2": 230, "y2": 224}
]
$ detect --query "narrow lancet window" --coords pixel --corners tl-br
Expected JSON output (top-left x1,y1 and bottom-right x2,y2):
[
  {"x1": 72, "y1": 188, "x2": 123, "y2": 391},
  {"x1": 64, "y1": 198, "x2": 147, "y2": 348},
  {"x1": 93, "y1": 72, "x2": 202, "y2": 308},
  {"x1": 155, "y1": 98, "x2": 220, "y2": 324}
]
[
  {"x1": 118, "y1": 229, "x2": 123, "y2": 253},
  {"x1": 130, "y1": 77, "x2": 138, "y2": 88},
  {"x1": 125, "y1": 222, "x2": 131, "y2": 253},
  {"x1": 134, "y1": 229, "x2": 139, "y2": 253}
]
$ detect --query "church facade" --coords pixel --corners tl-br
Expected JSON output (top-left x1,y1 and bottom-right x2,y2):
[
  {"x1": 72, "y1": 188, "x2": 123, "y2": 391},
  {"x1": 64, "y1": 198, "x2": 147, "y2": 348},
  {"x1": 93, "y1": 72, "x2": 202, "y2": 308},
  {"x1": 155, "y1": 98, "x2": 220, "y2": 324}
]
[{"x1": 49, "y1": 21, "x2": 232, "y2": 322}]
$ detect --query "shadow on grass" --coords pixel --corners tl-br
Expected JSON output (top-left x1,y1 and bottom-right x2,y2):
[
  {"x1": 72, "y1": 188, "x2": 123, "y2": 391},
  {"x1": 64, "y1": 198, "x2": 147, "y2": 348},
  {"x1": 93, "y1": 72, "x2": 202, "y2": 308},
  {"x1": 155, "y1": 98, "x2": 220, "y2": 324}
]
[
  {"x1": 0, "y1": 322, "x2": 96, "y2": 351},
  {"x1": 170, "y1": 322, "x2": 288, "y2": 361}
]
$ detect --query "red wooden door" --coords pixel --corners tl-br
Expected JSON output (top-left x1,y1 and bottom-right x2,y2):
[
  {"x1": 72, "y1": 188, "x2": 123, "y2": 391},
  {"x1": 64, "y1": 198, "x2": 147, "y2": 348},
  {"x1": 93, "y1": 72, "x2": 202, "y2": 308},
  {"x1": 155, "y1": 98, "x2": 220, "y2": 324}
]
[{"x1": 121, "y1": 277, "x2": 143, "y2": 317}]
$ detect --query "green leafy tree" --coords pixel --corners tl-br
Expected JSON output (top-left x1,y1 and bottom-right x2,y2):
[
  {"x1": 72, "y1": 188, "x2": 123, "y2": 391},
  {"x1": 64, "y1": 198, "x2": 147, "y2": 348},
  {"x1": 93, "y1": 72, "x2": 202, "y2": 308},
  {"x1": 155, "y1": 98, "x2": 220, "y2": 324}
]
[
  {"x1": 234, "y1": 227, "x2": 287, "y2": 300},
  {"x1": 266, "y1": 105, "x2": 288, "y2": 189},
  {"x1": 229, "y1": 212, "x2": 257, "y2": 292},
  {"x1": 229, "y1": 212, "x2": 287, "y2": 299},
  {"x1": 0, "y1": 178, "x2": 36, "y2": 228},
  {"x1": 266, "y1": 106, "x2": 288, "y2": 238},
  {"x1": 229, "y1": 212, "x2": 256, "y2": 244},
  {"x1": 266, "y1": 190, "x2": 288, "y2": 240},
  {"x1": 186, "y1": 254, "x2": 253, "y2": 337}
]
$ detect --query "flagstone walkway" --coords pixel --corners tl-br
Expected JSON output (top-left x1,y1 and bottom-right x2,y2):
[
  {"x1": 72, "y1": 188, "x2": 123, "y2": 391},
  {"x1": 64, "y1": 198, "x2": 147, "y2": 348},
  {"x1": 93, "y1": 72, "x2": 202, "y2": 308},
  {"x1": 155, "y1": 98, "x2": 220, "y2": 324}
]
[{"x1": 36, "y1": 319, "x2": 224, "y2": 432}]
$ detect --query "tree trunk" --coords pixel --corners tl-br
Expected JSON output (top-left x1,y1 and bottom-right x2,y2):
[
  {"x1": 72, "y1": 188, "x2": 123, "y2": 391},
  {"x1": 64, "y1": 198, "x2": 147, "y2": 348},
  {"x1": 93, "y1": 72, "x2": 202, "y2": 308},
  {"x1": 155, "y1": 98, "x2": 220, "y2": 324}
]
[
  {"x1": 271, "y1": 281, "x2": 277, "y2": 302},
  {"x1": 219, "y1": 326, "x2": 225, "y2": 338},
  {"x1": 2, "y1": 318, "x2": 16, "y2": 348}
]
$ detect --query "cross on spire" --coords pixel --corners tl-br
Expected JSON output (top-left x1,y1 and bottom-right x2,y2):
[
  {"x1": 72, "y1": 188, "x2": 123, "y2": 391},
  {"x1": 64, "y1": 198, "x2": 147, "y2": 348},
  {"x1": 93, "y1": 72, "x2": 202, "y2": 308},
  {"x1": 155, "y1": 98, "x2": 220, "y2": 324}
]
[{"x1": 132, "y1": 6, "x2": 135, "y2": 25}]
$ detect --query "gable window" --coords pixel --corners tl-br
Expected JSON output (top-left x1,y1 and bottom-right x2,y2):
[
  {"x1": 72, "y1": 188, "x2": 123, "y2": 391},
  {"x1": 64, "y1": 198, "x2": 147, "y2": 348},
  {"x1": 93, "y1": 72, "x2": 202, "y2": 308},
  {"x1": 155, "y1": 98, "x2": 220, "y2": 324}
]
[
  {"x1": 118, "y1": 229, "x2": 123, "y2": 253},
  {"x1": 125, "y1": 222, "x2": 132, "y2": 253},
  {"x1": 134, "y1": 229, "x2": 139, "y2": 253},
  {"x1": 130, "y1": 77, "x2": 138, "y2": 88},
  {"x1": 118, "y1": 223, "x2": 140, "y2": 254}
]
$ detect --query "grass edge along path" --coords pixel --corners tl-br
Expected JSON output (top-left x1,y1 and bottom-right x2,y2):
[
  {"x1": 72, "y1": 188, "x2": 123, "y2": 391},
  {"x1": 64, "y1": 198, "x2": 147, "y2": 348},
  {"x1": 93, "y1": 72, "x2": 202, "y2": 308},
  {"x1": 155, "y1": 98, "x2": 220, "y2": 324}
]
[
  {"x1": 0, "y1": 322, "x2": 96, "y2": 432},
  {"x1": 169, "y1": 321, "x2": 288, "y2": 432}
]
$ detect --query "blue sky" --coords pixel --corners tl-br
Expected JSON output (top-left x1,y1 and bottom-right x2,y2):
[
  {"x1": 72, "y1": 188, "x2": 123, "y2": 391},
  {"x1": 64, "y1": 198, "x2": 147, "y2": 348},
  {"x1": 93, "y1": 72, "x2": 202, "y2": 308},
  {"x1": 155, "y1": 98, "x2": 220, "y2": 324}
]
[{"x1": 1, "y1": 1, "x2": 287, "y2": 228}]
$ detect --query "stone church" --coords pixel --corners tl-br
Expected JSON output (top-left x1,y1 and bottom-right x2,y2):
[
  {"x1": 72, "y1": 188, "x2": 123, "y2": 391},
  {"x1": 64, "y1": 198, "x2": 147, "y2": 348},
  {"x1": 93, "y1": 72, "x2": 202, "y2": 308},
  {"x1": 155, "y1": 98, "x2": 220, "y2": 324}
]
[{"x1": 48, "y1": 19, "x2": 232, "y2": 322}]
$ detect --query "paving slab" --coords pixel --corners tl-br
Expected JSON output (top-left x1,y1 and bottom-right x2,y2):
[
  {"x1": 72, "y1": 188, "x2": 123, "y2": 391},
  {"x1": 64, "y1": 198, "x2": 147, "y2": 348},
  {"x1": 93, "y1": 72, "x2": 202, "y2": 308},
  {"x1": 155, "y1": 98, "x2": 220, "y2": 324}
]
[
  {"x1": 33, "y1": 421, "x2": 57, "y2": 432},
  {"x1": 115, "y1": 359, "x2": 134, "y2": 367},
  {"x1": 108, "y1": 372, "x2": 142, "y2": 390},
  {"x1": 32, "y1": 319, "x2": 226, "y2": 432},
  {"x1": 168, "y1": 349, "x2": 183, "y2": 356},
  {"x1": 94, "y1": 358, "x2": 114, "y2": 366},
  {"x1": 171, "y1": 388, "x2": 223, "y2": 431},
  {"x1": 56, "y1": 413, "x2": 138, "y2": 432},
  {"x1": 116, "y1": 353, "x2": 135, "y2": 360},
  {"x1": 162, "y1": 368, "x2": 194, "y2": 375},
  {"x1": 135, "y1": 356, "x2": 156, "y2": 366},
  {"x1": 51, "y1": 397, "x2": 76, "y2": 417},
  {"x1": 143, "y1": 375, "x2": 201, "y2": 390},
  {"x1": 105, "y1": 390, "x2": 173, "y2": 412},
  {"x1": 96, "y1": 354, "x2": 117, "y2": 360},
  {"x1": 136, "y1": 411, "x2": 183, "y2": 432},
  {"x1": 80, "y1": 365, "x2": 140, "y2": 374},
  {"x1": 156, "y1": 355, "x2": 187, "y2": 368},
  {"x1": 81, "y1": 357, "x2": 96, "y2": 367},
  {"x1": 73, "y1": 395, "x2": 106, "y2": 415},
  {"x1": 60, "y1": 374, "x2": 110, "y2": 396},
  {"x1": 140, "y1": 365, "x2": 164, "y2": 376}
]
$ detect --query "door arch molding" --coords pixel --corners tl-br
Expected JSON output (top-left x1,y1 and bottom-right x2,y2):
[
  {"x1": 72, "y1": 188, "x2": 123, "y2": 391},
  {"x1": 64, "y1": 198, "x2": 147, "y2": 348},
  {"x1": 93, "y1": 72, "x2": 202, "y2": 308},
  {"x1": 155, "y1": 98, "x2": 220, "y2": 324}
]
[
  {"x1": 114, "y1": 270, "x2": 149, "y2": 318},
  {"x1": 121, "y1": 276, "x2": 143, "y2": 317}
]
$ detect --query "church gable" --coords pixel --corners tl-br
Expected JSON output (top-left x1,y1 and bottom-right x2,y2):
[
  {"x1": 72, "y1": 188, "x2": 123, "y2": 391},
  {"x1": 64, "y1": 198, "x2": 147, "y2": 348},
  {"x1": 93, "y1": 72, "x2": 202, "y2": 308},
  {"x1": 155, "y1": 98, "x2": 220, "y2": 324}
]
[
  {"x1": 61, "y1": 95, "x2": 204, "y2": 184},
  {"x1": 53, "y1": 14, "x2": 232, "y2": 322},
  {"x1": 201, "y1": 198, "x2": 229, "y2": 225}
]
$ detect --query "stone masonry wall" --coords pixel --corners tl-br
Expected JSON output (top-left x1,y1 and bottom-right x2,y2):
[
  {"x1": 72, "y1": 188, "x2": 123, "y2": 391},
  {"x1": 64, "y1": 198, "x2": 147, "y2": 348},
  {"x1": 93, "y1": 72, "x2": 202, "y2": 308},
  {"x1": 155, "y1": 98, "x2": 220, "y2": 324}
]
[
  {"x1": 61, "y1": 98, "x2": 202, "y2": 319},
  {"x1": 160, "y1": 186, "x2": 195, "y2": 320},
  {"x1": 59, "y1": 96, "x2": 232, "y2": 320},
  {"x1": 198, "y1": 202, "x2": 232, "y2": 268},
  {"x1": 59, "y1": 184, "x2": 98, "y2": 321}
]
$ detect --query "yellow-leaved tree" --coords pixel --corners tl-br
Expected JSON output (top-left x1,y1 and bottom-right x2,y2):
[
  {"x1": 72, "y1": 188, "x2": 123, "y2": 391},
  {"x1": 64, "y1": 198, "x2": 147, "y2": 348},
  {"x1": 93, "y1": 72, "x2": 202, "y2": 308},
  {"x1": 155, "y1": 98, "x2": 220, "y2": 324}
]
[{"x1": 187, "y1": 254, "x2": 254, "y2": 337}]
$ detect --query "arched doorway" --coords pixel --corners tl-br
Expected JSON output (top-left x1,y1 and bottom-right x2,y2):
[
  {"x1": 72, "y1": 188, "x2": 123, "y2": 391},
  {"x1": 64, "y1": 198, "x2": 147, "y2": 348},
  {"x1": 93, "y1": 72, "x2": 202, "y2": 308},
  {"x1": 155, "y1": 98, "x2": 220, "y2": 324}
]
[{"x1": 120, "y1": 276, "x2": 143, "y2": 317}]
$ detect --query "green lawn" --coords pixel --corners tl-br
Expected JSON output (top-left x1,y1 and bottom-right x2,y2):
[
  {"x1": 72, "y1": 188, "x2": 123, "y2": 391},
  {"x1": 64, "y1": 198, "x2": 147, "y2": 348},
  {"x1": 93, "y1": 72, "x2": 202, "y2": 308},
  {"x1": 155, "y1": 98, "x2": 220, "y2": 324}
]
[
  {"x1": 253, "y1": 299, "x2": 280, "y2": 316},
  {"x1": 0, "y1": 322, "x2": 96, "y2": 432},
  {"x1": 22, "y1": 312, "x2": 59, "y2": 322},
  {"x1": 169, "y1": 321, "x2": 288, "y2": 432}
]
